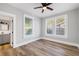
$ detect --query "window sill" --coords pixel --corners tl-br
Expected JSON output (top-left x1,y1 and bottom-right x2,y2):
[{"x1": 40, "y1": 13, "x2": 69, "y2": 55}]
[{"x1": 45, "y1": 34, "x2": 67, "y2": 39}]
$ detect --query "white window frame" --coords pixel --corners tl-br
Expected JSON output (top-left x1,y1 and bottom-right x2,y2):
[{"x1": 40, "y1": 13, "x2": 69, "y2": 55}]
[
  {"x1": 55, "y1": 14, "x2": 68, "y2": 38},
  {"x1": 45, "y1": 14, "x2": 68, "y2": 38},
  {"x1": 24, "y1": 14, "x2": 33, "y2": 38},
  {"x1": 45, "y1": 17, "x2": 56, "y2": 36}
]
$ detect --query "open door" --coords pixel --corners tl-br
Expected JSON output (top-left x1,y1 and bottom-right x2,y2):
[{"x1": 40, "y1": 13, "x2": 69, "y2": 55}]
[
  {"x1": 0, "y1": 11, "x2": 16, "y2": 48},
  {"x1": 10, "y1": 19, "x2": 14, "y2": 47}
]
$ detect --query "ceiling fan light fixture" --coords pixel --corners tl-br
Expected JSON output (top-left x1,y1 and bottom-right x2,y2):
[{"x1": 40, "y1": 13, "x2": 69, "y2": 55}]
[
  {"x1": 34, "y1": 3, "x2": 53, "y2": 13},
  {"x1": 42, "y1": 7, "x2": 47, "y2": 10}
]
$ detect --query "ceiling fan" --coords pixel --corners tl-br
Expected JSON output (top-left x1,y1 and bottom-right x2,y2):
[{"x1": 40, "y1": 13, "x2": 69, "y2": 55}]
[{"x1": 34, "y1": 3, "x2": 53, "y2": 13}]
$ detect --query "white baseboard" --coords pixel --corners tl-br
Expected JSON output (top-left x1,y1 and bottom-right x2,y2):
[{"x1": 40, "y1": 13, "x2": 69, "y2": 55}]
[
  {"x1": 42, "y1": 37, "x2": 79, "y2": 48},
  {"x1": 13, "y1": 37, "x2": 41, "y2": 48},
  {"x1": 13, "y1": 37, "x2": 79, "y2": 49}
]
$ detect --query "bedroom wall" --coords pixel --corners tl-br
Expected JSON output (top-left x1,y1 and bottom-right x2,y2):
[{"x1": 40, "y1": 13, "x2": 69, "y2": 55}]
[
  {"x1": 41, "y1": 8, "x2": 79, "y2": 45},
  {"x1": 0, "y1": 3, "x2": 41, "y2": 47},
  {"x1": 78, "y1": 8, "x2": 79, "y2": 43}
]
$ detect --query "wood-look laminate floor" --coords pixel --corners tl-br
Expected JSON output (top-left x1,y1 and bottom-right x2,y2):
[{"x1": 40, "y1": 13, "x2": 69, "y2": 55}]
[{"x1": 0, "y1": 39, "x2": 79, "y2": 56}]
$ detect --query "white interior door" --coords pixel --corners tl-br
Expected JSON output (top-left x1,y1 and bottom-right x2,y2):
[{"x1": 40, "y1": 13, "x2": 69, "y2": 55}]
[{"x1": 10, "y1": 19, "x2": 13, "y2": 47}]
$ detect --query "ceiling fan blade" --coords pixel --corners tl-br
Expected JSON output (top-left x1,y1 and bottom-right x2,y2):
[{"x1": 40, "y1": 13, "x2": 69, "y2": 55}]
[
  {"x1": 41, "y1": 3, "x2": 47, "y2": 6},
  {"x1": 46, "y1": 3, "x2": 52, "y2": 6},
  {"x1": 34, "y1": 6, "x2": 42, "y2": 9},
  {"x1": 41, "y1": 3, "x2": 52, "y2": 6},
  {"x1": 42, "y1": 9, "x2": 44, "y2": 13},
  {"x1": 47, "y1": 7, "x2": 53, "y2": 11}
]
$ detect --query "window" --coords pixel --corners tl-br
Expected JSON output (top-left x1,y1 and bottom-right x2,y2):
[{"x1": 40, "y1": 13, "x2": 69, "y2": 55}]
[
  {"x1": 24, "y1": 15, "x2": 33, "y2": 36},
  {"x1": 56, "y1": 15, "x2": 65, "y2": 35},
  {"x1": 46, "y1": 18, "x2": 55, "y2": 34},
  {"x1": 45, "y1": 15, "x2": 68, "y2": 38}
]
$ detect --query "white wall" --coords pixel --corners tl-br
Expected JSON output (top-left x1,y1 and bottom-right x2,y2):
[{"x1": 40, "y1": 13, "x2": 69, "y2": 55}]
[
  {"x1": 78, "y1": 8, "x2": 79, "y2": 42},
  {"x1": 41, "y1": 8, "x2": 79, "y2": 44},
  {"x1": 0, "y1": 3, "x2": 41, "y2": 47}
]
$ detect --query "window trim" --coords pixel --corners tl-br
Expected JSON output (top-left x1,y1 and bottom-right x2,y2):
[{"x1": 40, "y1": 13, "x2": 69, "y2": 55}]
[
  {"x1": 24, "y1": 14, "x2": 34, "y2": 38},
  {"x1": 45, "y1": 17, "x2": 55, "y2": 36},
  {"x1": 45, "y1": 14, "x2": 68, "y2": 38}
]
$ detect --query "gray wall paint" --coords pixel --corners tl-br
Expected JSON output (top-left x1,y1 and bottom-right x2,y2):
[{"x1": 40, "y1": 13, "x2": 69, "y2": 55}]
[
  {"x1": 78, "y1": 8, "x2": 79, "y2": 42},
  {"x1": 41, "y1": 8, "x2": 79, "y2": 44},
  {"x1": 0, "y1": 4, "x2": 41, "y2": 45}
]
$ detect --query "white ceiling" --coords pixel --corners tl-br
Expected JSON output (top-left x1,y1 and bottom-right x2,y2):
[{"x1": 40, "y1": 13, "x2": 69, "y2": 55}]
[{"x1": 9, "y1": 3, "x2": 79, "y2": 18}]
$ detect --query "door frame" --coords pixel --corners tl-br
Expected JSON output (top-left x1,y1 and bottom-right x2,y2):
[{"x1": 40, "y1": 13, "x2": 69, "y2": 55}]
[{"x1": 0, "y1": 11, "x2": 16, "y2": 48}]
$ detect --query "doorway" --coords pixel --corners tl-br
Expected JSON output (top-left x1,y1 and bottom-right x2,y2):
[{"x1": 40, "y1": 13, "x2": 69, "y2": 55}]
[{"x1": 0, "y1": 11, "x2": 16, "y2": 48}]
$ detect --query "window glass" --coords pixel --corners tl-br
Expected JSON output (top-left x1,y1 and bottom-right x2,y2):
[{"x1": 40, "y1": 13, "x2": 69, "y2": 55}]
[
  {"x1": 45, "y1": 15, "x2": 67, "y2": 37},
  {"x1": 46, "y1": 19, "x2": 55, "y2": 34},
  {"x1": 24, "y1": 17, "x2": 32, "y2": 35},
  {"x1": 56, "y1": 16, "x2": 65, "y2": 35}
]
